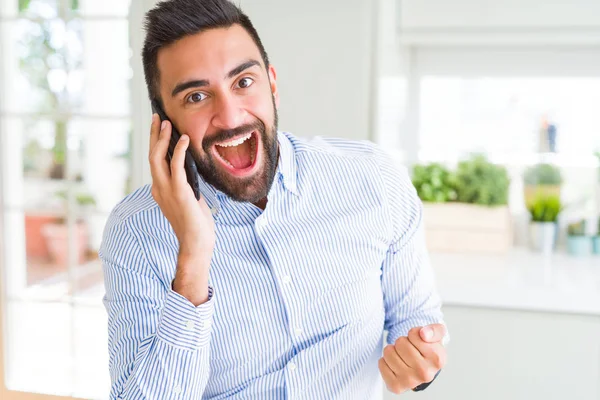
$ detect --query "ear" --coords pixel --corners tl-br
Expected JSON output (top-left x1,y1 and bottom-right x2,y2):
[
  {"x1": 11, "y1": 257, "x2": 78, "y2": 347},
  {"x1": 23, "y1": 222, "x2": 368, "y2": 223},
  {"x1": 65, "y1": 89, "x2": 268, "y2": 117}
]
[{"x1": 268, "y1": 64, "x2": 279, "y2": 109}]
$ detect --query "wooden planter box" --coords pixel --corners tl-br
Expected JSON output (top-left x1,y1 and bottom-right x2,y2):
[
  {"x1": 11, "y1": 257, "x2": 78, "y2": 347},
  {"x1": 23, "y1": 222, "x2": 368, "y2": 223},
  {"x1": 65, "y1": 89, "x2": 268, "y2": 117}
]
[{"x1": 422, "y1": 203, "x2": 513, "y2": 254}]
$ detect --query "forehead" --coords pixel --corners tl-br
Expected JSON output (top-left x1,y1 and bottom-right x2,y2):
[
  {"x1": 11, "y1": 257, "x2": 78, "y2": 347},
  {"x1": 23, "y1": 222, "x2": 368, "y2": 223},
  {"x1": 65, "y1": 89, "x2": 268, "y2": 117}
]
[{"x1": 157, "y1": 24, "x2": 264, "y2": 90}]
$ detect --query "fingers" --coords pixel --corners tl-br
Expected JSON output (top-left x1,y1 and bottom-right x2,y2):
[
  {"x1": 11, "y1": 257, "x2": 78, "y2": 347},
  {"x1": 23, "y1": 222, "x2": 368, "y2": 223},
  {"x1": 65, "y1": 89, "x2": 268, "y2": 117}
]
[
  {"x1": 419, "y1": 323, "x2": 446, "y2": 343},
  {"x1": 149, "y1": 113, "x2": 160, "y2": 157},
  {"x1": 381, "y1": 329, "x2": 448, "y2": 394},
  {"x1": 393, "y1": 336, "x2": 423, "y2": 370},
  {"x1": 380, "y1": 341, "x2": 423, "y2": 393},
  {"x1": 408, "y1": 327, "x2": 447, "y2": 371},
  {"x1": 171, "y1": 134, "x2": 190, "y2": 185},
  {"x1": 382, "y1": 344, "x2": 410, "y2": 374},
  {"x1": 149, "y1": 117, "x2": 172, "y2": 185},
  {"x1": 378, "y1": 357, "x2": 408, "y2": 395}
]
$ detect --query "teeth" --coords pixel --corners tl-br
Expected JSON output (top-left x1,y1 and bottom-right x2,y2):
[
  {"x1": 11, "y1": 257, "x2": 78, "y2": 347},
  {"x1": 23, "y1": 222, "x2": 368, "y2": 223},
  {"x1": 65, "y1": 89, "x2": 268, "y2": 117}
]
[
  {"x1": 214, "y1": 132, "x2": 257, "y2": 169},
  {"x1": 216, "y1": 133, "x2": 252, "y2": 148},
  {"x1": 250, "y1": 135, "x2": 256, "y2": 164},
  {"x1": 222, "y1": 158, "x2": 233, "y2": 168}
]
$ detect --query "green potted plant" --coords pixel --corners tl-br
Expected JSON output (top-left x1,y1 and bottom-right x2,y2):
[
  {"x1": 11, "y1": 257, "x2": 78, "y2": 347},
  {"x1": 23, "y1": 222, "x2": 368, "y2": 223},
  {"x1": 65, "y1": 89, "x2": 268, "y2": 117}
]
[
  {"x1": 523, "y1": 163, "x2": 562, "y2": 206},
  {"x1": 412, "y1": 163, "x2": 457, "y2": 203},
  {"x1": 416, "y1": 154, "x2": 512, "y2": 254},
  {"x1": 455, "y1": 154, "x2": 510, "y2": 206},
  {"x1": 42, "y1": 190, "x2": 96, "y2": 268},
  {"x1": 527, "y1": 195, "x2": 561, "y2": 254},
  {"x1": 566, "y1": 220, "x2": 592, "y2": 257}
]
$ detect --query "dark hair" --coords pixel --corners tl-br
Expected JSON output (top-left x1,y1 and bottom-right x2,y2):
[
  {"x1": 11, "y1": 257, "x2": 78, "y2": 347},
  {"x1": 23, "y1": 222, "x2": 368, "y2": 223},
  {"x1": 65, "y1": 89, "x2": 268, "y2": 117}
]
[{"x1": 142, "y1": 0, "x2": 270, "y2": 102}]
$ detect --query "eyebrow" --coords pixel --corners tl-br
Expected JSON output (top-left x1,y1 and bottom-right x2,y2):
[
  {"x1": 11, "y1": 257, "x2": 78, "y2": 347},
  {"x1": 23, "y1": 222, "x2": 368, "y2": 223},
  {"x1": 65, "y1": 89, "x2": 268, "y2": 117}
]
[{"x1": 170, "y1": 59, "x2": 262, "y2": 98}]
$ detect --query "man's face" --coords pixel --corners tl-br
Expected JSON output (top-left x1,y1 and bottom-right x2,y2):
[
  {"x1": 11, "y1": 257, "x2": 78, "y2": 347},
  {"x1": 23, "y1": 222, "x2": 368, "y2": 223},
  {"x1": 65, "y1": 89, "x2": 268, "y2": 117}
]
[{"x1": 156, "y1": 24, "x2": 279, "y2": 203}]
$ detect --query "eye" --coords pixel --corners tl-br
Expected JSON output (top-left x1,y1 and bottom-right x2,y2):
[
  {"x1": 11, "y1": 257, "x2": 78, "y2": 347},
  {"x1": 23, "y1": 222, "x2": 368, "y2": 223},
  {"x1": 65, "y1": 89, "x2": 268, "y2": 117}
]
[
  {"x1": 236, "y1": 77, "x2": 254, "y2": 89},
  {"x1": 186, "y1": 92, "x2": 207, "y2": 104}
]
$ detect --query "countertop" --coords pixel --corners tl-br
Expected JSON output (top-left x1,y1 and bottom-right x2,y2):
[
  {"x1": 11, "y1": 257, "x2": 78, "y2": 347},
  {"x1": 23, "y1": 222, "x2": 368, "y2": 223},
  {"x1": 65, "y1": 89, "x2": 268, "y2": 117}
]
[{"x1": 431, "y1": 248, "x2": 600, "y2": 316}]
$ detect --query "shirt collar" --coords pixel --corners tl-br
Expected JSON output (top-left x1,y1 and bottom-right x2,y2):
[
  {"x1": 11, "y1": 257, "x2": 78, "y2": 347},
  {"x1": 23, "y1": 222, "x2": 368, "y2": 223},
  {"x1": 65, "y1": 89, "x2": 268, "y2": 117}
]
[
  {"x1": 197, "y1": 130, "x2": 299, "y2": 212},
  {"x1": 276, "y1": 131, "x2": 299, "y2": 197},
  {"x1": 197, "y1": 177, "x2": 221, "y2": 213}
]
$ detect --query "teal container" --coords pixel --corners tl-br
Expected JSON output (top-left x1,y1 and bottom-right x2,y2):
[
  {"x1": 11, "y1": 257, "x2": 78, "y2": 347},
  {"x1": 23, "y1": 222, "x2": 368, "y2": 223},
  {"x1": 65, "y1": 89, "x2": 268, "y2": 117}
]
[
  {"x1": 593, "y1": 236, "x2": 600, "y2": 255},
  {"x1": 567, "y1": 236, "x2": 592, "y2": 257}
]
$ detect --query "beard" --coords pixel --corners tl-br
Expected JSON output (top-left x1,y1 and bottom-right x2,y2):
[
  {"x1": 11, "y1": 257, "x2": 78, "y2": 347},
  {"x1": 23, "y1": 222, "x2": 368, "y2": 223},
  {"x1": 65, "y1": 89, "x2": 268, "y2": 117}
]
[{"x1": 189, "y1": 101, "x2": 279, "y2": 204}]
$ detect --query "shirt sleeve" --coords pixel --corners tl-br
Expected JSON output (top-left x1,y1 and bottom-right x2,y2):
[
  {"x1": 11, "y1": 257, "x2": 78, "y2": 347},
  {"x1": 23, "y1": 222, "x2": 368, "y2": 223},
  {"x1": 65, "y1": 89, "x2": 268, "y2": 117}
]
[
  {"x1": 376, "y1": 150, "x2": 448, "y2": 346},
  {"x1": 100, "y1": 213, "x2": 214, "y2": 400}
]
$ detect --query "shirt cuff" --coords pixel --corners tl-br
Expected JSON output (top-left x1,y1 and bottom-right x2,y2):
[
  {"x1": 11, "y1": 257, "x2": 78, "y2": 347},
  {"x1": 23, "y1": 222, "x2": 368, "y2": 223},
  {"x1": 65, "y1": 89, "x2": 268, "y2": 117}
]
[{"x1": 156, "y1": 286, "x2": 215, "y2": 351}]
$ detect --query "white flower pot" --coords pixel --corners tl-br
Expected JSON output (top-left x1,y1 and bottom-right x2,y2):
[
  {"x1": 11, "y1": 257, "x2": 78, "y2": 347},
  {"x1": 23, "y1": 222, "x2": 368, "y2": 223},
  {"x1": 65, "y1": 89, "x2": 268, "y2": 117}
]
[{"x1": 529, "y1": 222, "x2": 557, "y2": 254}]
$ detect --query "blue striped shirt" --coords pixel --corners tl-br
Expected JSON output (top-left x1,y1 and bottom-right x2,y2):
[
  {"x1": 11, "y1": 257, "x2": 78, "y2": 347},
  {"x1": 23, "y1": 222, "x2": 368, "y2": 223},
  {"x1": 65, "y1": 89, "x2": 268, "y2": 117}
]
[{"x1": 100, "y1": 131, "x2": 445, "y2": 399}]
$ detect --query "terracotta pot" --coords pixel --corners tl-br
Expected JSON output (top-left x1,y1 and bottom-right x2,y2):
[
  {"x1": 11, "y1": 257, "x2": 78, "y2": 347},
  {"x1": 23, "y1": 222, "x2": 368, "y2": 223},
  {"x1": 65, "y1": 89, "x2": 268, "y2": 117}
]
[
  {"x1": 25, "y1": 215, "x2": 58, "y2": 259},
  {"x1": 41, "y1": 222, "x2": 89, "y2": 267}
]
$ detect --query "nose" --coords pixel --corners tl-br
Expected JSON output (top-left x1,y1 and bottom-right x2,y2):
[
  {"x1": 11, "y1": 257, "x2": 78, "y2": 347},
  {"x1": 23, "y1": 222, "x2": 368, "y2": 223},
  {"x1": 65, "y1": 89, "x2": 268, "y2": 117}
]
[{"x1": 211, "y1": 93, "x2": 246, "y2": 130}]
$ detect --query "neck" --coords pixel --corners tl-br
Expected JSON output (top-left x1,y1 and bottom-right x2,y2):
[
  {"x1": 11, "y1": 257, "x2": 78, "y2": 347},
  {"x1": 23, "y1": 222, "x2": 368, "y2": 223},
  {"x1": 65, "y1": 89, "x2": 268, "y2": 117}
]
[{"x1": 253, "y1": 197, "x2": 267, "y2": 210}]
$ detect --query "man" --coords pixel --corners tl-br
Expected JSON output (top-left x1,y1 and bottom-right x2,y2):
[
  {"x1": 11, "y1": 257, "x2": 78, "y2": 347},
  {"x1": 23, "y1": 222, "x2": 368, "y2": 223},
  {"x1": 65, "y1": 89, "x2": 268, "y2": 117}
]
[{"x1": 100, "y1": 0, "x2": 447, "y2": 398}]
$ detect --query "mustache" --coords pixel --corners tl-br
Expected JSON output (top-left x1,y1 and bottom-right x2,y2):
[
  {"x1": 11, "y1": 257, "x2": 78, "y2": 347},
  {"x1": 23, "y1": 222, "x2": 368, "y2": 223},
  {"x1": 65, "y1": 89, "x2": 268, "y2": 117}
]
[{"x1": 202, "y1": 120, "x2": 265, "y2": 152}]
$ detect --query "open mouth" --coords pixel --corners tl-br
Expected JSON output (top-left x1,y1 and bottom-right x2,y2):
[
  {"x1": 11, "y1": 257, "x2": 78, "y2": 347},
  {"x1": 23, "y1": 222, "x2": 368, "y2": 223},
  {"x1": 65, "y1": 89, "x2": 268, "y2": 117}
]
[{"x1": 213, "y1": 131, "x2": 260, "y2": 176}]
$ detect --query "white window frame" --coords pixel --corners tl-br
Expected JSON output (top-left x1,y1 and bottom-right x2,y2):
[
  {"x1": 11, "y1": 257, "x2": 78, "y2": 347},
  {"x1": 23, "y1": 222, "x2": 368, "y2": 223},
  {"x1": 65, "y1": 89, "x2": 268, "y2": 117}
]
[{"x1": 0, "y1": 1, "x2": 140, "y2": 398}]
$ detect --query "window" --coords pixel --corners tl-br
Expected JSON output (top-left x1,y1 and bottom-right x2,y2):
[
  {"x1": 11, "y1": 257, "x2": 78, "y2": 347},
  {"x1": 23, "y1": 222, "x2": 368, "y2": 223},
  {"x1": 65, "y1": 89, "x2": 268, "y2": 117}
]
[
  {"x1": 0, "y1": 0, "x2": 132, "y2": 398},
  {"x1": 411, "y1": 47, "x2": 600, "y2": 215},
  {"x1": 419, "y1": 76, "x2": 600, "y2": 167}
]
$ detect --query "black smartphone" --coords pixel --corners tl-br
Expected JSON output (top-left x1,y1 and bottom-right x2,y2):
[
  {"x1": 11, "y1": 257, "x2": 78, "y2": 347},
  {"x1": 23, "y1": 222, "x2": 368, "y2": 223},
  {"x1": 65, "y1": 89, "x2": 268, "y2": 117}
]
[{"x1": 151, "y1": 99, "x2": 202, "y2": 200}]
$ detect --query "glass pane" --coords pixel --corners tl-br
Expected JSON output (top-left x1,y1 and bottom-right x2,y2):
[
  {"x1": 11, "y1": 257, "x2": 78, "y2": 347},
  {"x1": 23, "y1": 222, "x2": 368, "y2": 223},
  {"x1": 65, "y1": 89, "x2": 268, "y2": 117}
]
[
  {"x1": 2, "y1": 208, "x2": 99, "y2": 300},
  {"x1": 67, "y1": 118, "x2": 132, "y2": 213},
  {"x1": 5, "y1": 300, "x2": 73, "y2": 396},
  {"x1": 0, "y1": 17, "x2": 84, "y2": 114},
  {"x1": 418, "y1": 76, "x2": 600, "y2": 217},
  {"x1": 1, "y1": 117, "x2": 79, "y2": 210},
  {"x1": 2, "y1": 212, "x2": 105, "y2": 395},
  {"x1": 0, "y1": 116, "x2": 128, "y2": 210},
  {"x1": 77, "y1": 0, "x2": 131, "y2": 17},
  {"x1": 8, "y1": 0, "x2": 60, "y2": 19},
  {"x1": 0, "y1": 18, "x2": 130, "y2": 115},
  {"x1": 78, "y1": 19, "x2": 131, "y2": 115},
  {"x1": 73, "y1": 304, "x2": 110, "y2": 400},
  {"x1": 0, "y1": 20, "x2": 42, "y2": 114},
  {"x1": 419, "y1": 77, "x2": 600, "y2": 164}
]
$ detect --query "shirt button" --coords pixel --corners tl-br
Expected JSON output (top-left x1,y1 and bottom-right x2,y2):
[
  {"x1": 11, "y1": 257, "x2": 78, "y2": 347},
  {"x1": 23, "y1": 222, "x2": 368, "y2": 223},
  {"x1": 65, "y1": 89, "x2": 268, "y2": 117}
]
[
  {"x1": 295, "y1": 327, "x2": 303, "y2": 337},
  {"x1": 185, "y1": 320, "x2": 195, "y2": 331},
  {"x1": 211, "y1": 207, "x2": 218, "y2": 215},
  {"x1": 201, "y1": 320, "x2": 211, "y2": 329},
  {"x1": 282, "y1": 275, "x2": 292, "y2": 284},
  {"x1": 173, "y1": 385, "x2": 182, "y2": 394},
  {"x1": 288, "y1": 362, "x2": 297, "y2": 371}
]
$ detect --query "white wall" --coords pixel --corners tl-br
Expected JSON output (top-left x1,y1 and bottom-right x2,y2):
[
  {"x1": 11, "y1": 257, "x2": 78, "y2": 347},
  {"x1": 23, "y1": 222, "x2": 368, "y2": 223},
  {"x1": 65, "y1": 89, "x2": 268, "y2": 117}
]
[
  {"x1": 398, "y1": 0, "x2": 600, "y2": 46},
  {"x1": 238, "y1": 0, "x2": 376, "y2": 141},
  {"x1": 400, "y1": 0, "x2": 600, "y2": 29}
]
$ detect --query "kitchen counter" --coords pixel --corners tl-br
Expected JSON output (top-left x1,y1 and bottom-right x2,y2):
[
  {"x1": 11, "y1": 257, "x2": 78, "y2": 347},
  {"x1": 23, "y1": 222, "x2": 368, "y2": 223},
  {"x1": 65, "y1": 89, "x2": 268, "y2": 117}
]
[{"x1": 431, "y1": 248, "x2": 600, "y2": 316}]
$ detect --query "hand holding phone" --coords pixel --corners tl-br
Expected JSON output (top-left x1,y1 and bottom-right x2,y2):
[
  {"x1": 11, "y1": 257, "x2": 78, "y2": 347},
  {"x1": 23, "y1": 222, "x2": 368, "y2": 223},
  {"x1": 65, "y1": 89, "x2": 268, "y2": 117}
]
[
  {"x1": 151, "y1": 99, "x2": 202, "y2": 200},
  {"x1": 148, "y1": 105, "x2": 215, "y2": 305}
]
